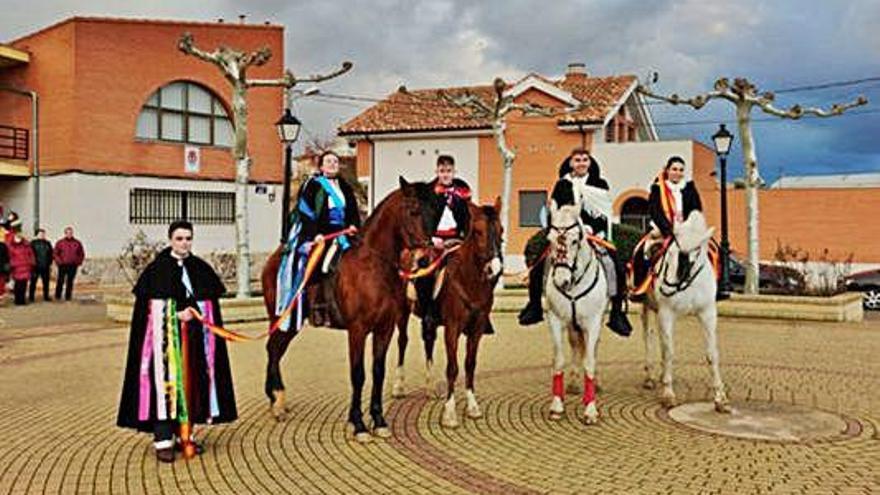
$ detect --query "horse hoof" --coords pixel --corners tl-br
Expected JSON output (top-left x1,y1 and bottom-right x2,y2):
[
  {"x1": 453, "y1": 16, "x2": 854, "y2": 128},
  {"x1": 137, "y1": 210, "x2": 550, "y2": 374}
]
[
  {"x1": 391, "y1": 384, "x2": 406, "y2": 399},
  {"x1": 466, "y1": 405, "x2": 483, "y2": 419},
  {"x1": 715, "y1": 401, "x2": 732, "y2": 414},
  {"x1": 373, "y1": 426, "x2": 392, "y2": 439},
  {"x1": 549, "y1": 411, "x2": 564, "y2": 421},
  {"x1": 642, "y1": 378, "x2": 657, "y2": 390},
  {"x1": 660, "y1": 395, "x2": 677, "y2": 409},
  {"x1": 271, "y1": 409, "x2": 288, "y2": 422},
  {"x1": 442, "y1": 416, "x2": 459, "y2": 429},
  {"x1": 354, "y1": 432, "x2": 373, "y2": 444},
  {"x1": 583, "y1": 402, "x2": 599, "y2": 425},
  {"x1": 441, "y1": 408, "x2": 459, "y2": 428}
]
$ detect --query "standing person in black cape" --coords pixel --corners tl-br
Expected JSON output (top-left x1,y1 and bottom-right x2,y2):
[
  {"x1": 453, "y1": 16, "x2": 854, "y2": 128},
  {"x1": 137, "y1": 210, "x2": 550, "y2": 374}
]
[{"x1": 117, "y1": 220, "x2": 237, "y2": 463}]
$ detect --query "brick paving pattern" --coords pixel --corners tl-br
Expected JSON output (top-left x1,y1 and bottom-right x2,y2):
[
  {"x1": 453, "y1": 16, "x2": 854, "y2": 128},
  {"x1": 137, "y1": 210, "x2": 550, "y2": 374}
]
[{"x1": 1, "y1": 303, "x2": 878, "y2": 494}]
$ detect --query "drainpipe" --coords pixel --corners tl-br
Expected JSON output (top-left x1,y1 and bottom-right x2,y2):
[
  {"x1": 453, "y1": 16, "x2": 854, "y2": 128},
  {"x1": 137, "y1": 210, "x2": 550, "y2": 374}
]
[
  {"x1": 0, "y1": 86, "x2": 39, "y2": 232},
  {"x1": 365, "y1": 134, "x2": 375, "y2": 211},
  {"x1": 31, "y1": 91, "x2": 39, "y2": 233}
]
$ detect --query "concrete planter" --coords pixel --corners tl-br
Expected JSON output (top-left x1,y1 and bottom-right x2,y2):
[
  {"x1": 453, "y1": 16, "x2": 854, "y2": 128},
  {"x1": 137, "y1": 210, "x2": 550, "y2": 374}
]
[
  {"x1": 492, "y1": 289, "x2": 864, "y2": 323},
  {"x1": 716, "y1": 292, "x2": 863, "y2": 322},
  {"x1": 106, "y1": 294, "x2": 269, "y2": 324}
]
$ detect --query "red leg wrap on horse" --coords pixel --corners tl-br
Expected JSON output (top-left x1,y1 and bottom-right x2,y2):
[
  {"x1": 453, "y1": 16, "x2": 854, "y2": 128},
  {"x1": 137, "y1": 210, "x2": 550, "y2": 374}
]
[
  {"x1": 552, "y1": 372, "x2": 564, "y2": 399},
  {"x1": 582, "y1": 375, "x2": 596, "y2": 405}
]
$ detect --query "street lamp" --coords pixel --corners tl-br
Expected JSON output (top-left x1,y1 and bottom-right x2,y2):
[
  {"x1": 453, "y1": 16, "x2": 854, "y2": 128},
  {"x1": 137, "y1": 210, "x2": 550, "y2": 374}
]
[
  {"x1": 276, "y1": 108, "x2": 302, "y2": 242},
  {"x1": 712, "y1": 123, "x2": 734, "y2": 295}
]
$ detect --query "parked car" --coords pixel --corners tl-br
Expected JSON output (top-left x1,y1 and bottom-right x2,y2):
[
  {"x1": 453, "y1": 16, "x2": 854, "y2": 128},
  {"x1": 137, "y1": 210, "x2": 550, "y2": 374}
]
[
  {"x1": 726, "y1": 253, "x2": 805, "y2": 293},
  {"x1": 845, "y1": 269, "x2": 880, "y2": 311}
]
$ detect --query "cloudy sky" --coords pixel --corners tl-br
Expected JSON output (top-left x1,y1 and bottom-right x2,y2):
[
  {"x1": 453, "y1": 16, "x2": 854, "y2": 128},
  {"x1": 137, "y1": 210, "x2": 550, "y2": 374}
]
[{"x1": 3, "y1": 0, "x2": 879, "y2": 182}]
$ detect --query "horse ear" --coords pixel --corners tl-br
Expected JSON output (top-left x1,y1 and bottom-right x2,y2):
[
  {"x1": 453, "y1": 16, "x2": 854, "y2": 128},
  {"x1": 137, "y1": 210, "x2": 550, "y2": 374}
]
[
  {"x1": 493, "y1": 196, "x2": 502, "y2": 212},
  {"x1": 399, "y1": 176, "x2": 415, "y2": 196},
  {"x1": 703, "y1": 227, "x2": 716, "y2": 245},
  {"x1": 399, "y1": 176, "x2": 410, "y2": 189}
]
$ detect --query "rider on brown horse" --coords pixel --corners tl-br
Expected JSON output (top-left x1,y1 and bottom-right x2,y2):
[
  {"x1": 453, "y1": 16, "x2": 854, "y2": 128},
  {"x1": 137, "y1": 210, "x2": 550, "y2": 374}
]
[
  {"x1": 280, "y1": 150, "x2": 361, "y2": 331},
  {"x1": 415, "y1": 154, "x2": 473, "y2": 340}
]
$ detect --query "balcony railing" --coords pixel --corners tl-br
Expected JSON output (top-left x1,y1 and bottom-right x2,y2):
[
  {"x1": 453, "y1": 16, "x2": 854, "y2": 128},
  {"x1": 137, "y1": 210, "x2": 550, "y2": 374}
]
[{"x1": 0, "y1": 124, "x2": 28, "y2": 160}]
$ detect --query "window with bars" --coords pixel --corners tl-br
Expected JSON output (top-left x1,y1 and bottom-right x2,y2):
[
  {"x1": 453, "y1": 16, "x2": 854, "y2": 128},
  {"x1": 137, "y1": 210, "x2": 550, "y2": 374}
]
[
  {"x1": 135, "y1": 81, "x2": 234, "y2": 147},
  {"x1": 129, "y1": 188, "x2": 235, "y2": 225}
]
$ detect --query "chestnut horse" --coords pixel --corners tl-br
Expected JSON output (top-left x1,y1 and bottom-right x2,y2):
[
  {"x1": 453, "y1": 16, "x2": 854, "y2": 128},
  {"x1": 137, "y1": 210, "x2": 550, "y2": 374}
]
[
  {"x1": 393, "y1": 200, "x2": 504, "y2": 428},
  {"x1": 261, "y1": 179, "x2": 441, "y2": 442}
]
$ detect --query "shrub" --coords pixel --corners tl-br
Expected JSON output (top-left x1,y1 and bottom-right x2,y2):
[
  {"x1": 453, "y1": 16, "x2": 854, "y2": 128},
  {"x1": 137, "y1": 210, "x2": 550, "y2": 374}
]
[
  {"x1": 772, "y1": 240, "x2": 852, "y2": 296},
  {"x1": 612, "y1": 223, "x2": 644, "y2": 263},
  {"x1": 117, "y1": 230, "x2": 164, "y2": 287}
]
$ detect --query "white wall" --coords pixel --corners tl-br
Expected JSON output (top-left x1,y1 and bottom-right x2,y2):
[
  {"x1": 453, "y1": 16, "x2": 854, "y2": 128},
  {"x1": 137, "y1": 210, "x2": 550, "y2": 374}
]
[
  {"x1": 0, "y1": 179, "x2": 33, "y2": 227},
  {"x1": 372, "y1": 136, "x2": 480, "y2": 208},
  {"x1": 34, "y1": 172, "x2": 281, "y2": 257},
  {"x1": 591, "y1": 140, "x2": 695, "y2": 219}
]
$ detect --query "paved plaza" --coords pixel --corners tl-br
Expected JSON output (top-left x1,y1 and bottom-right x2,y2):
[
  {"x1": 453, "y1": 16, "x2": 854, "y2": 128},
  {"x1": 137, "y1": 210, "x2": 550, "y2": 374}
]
[{"x1": 1, "y1": 301, "x2": 878, "y2": 494}]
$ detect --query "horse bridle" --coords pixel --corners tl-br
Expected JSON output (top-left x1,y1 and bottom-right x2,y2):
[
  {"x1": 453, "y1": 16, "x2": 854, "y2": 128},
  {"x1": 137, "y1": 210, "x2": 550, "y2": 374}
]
[
  {"x1": 549, "y1": 221, "x2": 601, "y2": 331},
  {"x1": 657, "y1": 237, "x2": 705, "y2": 297},
  {"x1": 550, "y1": 222, "x2": 586, "y2": 280}
]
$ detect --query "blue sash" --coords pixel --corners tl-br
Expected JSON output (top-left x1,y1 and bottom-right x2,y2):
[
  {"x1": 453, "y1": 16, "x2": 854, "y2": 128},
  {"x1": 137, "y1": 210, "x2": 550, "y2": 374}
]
[{"x1": 316, "y1": 176, "x2": 351, "y2": 250}]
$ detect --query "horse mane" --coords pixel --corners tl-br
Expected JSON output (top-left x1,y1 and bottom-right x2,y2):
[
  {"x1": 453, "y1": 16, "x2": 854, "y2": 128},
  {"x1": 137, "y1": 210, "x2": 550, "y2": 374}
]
[
  {"x1": 359, "y1": 181, "x2": 434, "y2": 233},
  {"x1": 550, "y1": 204, "x2": 581, "y2": 227},
  {"x1": 674, "y1": 211, "x2": 713, "y2": 252}
]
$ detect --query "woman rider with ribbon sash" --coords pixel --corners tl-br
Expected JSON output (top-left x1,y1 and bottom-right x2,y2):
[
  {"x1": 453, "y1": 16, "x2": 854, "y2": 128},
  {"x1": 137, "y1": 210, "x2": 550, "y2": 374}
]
[
  {"x1": 278, "y1": 150, "x2": 361, "y2": 330},
  {"x1": 630, "y1": 155, "x2": 705, "y2": 300}
]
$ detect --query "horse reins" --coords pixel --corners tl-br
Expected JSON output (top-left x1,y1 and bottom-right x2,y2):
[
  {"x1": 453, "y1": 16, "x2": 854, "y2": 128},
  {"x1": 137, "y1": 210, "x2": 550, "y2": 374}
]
[
  {"x1": 550, "y1": 222, "x2": 602, "y2": 331},
  {"x1": 656, "y1": 239, "x2": 705, "y2": 297}
]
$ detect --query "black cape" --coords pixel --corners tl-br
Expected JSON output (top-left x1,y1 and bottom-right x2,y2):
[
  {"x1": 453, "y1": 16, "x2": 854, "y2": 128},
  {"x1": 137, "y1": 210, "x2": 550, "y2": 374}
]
[
  {"x1": 117, "y1": 248, "x2": 237, "y2": 432},
  {"x1": 648, "y1": 180, "x2": 703, "y2": 237}
]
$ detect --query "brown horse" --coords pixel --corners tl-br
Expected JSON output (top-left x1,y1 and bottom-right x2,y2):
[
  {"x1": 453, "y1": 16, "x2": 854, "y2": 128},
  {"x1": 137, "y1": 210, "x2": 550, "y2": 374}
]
[
  {"x1": 261, "y1": 178, "x2": 441, "y2": 440},
  {"x1": 392, "y1": 200, "x2": 504, "y2": 427}
]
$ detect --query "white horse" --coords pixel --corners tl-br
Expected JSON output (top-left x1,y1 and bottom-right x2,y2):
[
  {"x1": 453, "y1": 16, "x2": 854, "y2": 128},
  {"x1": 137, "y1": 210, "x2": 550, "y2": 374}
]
[
  {"x1": 640, "y1": 211, "x2": 730, "y2": 413},
  {"x1": 544, "y1": 203, "x2": 609, "y2": 424}
]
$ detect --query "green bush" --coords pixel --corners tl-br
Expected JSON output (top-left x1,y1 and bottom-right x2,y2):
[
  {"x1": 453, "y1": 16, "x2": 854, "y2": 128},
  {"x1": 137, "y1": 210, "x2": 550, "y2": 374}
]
[{"x1": 611, "y1": 223, "x2": 644, "y2": 262}]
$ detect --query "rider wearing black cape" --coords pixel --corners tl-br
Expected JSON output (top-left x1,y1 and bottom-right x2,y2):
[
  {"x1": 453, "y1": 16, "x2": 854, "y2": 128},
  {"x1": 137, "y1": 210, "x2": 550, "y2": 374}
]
[{"x1": 117, "y1": 220, "x2": 237, "y2": 462}]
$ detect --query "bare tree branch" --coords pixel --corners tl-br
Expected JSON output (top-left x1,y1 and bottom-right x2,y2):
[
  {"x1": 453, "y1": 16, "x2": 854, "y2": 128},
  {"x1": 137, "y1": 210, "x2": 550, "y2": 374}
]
[
  {"x1": 247, "y1": 62, "x2": 353, "y2": 88},
  {"x1": 752, "y1": 94, "x2": 868, "y2": 119},
  {"x1": 505, "y1": 102, "x2": 558, "y2": 117},
  {"x1": 177, "y1": 33, "x2": 221, "y2": 64},
  {"x1": 436, "y1": 90, "x2": 494, "y2": 117},
  {"x1": 638, "y1": 83, "x2": 735, "y2": 108}
]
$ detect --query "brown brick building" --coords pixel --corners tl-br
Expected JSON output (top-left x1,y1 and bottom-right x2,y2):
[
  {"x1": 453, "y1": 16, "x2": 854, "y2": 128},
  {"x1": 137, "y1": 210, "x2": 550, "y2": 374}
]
[{"x1": 0, "y1": 17, "x2": 286, "y2": 268}]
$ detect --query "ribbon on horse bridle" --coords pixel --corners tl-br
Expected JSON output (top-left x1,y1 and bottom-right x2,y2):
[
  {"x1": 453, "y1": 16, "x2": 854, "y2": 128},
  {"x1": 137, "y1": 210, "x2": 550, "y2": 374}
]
[{"x1": 398, "y1": 244, "x2": 462, "y2": 280}]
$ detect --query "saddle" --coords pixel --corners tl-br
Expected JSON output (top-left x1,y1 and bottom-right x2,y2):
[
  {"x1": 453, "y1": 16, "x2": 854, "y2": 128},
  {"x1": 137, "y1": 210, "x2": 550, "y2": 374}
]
[
  {"x1": 403, "y1": 244, "x2": 452, "y2": 310},
  {"x1": 307, "y1": 242, "x2": 348, "y2": 329}
]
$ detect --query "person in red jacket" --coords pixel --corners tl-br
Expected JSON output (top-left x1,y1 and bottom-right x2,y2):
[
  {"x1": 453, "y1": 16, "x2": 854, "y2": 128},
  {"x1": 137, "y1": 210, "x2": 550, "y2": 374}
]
[
  {"x1": 5, "y1": 213, "x2": 35, "y2": 306},
  {"x1": 53, "y1": 226, "x2": 85, "y2": 301}
]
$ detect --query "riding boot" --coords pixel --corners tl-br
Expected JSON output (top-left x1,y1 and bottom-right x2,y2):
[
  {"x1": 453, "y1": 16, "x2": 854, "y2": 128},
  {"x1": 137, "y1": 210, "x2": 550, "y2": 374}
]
[
  {"x1": 518, "y1": 258, "x2": 545, "y2": 326},
  {"x1": 415, "y1": 275, "x2": 438, "y2": 341},
  {"x1": 606, "y1": 295, "x2": 633, "y2": 337},
  {"x1": 308, "y1": 282, "x2": 327, "y2": 327},
  {"x1": 630, "y1": 250, "x2": 649, "y2": 303}
]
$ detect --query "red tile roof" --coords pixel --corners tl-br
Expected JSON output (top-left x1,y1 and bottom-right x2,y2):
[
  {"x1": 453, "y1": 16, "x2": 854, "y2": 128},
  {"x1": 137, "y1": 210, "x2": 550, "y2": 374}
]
[{"x1": 338, "y1": 73, "x2": 637, "y2": 135}]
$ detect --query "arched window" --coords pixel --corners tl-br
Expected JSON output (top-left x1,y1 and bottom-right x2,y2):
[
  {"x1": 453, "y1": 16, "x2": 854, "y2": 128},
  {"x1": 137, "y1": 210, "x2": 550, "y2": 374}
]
[
  {"x1": 620, "y1": 196, "x2": 649, "y2": 232},
  {"x1": 135, "y1": 82, "x2": 234, "y2": 147}
]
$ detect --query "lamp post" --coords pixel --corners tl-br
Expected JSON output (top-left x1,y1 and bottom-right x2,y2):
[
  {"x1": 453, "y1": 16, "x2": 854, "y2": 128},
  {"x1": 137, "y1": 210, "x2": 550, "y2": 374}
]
[
  {"x1": 712, "y1": 123, "x2": 734, "y2": 294},
  {"x1": 275, "y1": 108, "x2": 302, "y2": 243}
]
